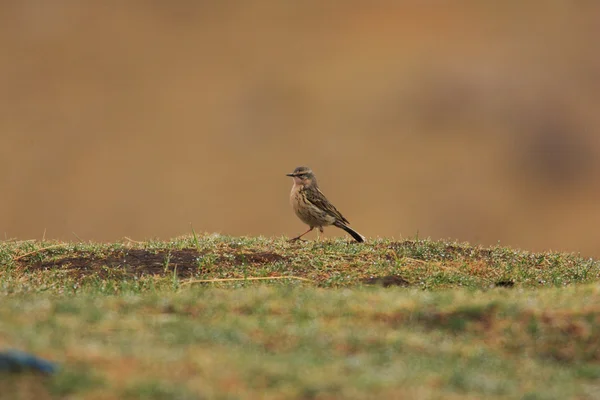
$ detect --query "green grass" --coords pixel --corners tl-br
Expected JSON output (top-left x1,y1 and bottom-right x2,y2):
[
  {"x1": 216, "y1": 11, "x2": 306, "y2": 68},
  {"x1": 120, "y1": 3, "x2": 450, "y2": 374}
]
[{"x1": 1, "y1": 235, "x2": 600, "y2": 399}]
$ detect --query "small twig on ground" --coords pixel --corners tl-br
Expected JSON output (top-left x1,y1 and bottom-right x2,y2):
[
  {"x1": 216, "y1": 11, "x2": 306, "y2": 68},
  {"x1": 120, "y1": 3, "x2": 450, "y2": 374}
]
[
  {"x1": 181, "y1": 276, "x2": 313, "y2": 285},
  {"x1": 124, "y1": 237, "x2": 145, "y2": 244},
  {"x1": 402, "y1": 257, "x2": 426, "y2": 264},
  {"x1": 13, "y1": 244, "x2": 65, "y2": 261},
  {"x1": 72, "y1": 232, "x2": 83, "y2": 242}
]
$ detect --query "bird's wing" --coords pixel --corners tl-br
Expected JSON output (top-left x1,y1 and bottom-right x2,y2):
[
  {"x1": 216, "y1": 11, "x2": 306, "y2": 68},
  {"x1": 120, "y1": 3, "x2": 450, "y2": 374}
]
[{"x1": 306, "y1": 187, "x2": 350, "y2": 225}]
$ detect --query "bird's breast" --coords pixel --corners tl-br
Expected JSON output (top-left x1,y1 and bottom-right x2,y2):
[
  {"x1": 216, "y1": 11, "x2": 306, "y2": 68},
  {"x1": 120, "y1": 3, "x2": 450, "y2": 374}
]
[{"x1": 290, "y1": 185, "x2": 303, "y2": 212}]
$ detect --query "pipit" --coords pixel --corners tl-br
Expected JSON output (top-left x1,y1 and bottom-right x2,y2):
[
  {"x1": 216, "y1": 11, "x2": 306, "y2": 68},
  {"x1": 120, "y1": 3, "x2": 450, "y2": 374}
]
[{"x1": 286, "y1": 166, "x2": 365, "y2": 243}]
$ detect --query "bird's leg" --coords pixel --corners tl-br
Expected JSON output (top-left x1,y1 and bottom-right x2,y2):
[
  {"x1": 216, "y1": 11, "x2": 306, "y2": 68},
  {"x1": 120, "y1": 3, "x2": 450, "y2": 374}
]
[
  {"x1": 317, "y1": 227, "x2": 324, "y2": 241},
  {"x1": 289, "y1": 227, "x2": 314, "y2": 242}
]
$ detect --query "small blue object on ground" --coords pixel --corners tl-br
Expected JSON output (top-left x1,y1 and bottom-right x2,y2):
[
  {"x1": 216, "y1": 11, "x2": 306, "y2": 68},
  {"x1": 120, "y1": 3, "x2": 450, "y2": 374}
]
[{"x1": 0, "y1": 350, "x2": 58, "y2": 374}]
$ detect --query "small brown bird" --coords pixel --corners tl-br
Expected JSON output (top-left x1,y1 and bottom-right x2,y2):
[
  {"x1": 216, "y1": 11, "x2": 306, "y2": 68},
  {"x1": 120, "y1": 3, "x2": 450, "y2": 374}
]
[{"x1": 286, "y1": 166, "x2": 365, "y2": 243}]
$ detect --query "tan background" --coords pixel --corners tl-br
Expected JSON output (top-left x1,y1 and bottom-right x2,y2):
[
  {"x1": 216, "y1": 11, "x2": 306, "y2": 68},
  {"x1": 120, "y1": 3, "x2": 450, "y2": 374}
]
[{"x1": 2, "y1": 2, "x2": 600, "y2": 256}]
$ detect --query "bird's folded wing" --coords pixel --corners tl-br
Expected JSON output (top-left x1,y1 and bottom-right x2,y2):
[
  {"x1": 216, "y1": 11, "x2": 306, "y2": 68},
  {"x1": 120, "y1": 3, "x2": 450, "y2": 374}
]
[{"x1": 305, "y1": 188, "x2": 350, "y2": 225}]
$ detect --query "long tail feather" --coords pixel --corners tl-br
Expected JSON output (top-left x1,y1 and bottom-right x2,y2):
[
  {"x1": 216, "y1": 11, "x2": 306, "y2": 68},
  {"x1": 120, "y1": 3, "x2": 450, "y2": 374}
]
[{"x1": 335, "y1": 222, "x2": 365, "y2": 243}]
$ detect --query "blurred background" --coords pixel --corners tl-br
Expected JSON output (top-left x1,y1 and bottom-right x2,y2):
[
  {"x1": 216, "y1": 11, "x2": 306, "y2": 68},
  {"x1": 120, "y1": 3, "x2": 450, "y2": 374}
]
[{"x1": 2, "y1": 2, "x2": 600, "y2": 256}]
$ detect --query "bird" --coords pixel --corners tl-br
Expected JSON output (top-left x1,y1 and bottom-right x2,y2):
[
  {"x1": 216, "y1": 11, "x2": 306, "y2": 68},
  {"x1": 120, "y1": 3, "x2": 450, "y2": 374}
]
[{"x1": 286, "y1": 166, "x2": 365, "y2": 243}]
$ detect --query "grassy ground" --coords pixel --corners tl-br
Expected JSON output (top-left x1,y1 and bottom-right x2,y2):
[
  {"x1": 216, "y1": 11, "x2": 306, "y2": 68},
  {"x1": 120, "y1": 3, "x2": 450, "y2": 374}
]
[{"x1": 1, "y1": 234, "x2": 600, "y2": 399}]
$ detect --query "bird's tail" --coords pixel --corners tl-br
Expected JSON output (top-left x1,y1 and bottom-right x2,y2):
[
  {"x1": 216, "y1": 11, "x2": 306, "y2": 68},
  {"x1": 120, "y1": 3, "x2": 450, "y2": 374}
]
[{"x1": 334, "y1": 222, "x2": 365, "y2": 243}]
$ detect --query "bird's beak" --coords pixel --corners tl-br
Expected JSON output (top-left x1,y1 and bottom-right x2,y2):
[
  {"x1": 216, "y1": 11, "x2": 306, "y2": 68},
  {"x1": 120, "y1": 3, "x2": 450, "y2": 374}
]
[{"x1": 286, "y1": 173, "x2": 295, "y2": 177}]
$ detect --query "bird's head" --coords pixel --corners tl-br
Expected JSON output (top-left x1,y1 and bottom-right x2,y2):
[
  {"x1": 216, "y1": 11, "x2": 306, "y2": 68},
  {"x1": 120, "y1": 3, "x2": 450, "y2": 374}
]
[{"x1": 286, "y1": 166, "x2": 316, "y2": 187}]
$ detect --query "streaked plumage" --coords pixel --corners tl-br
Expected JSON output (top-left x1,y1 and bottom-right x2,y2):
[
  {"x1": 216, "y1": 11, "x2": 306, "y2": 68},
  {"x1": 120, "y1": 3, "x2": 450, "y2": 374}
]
[{"x1": 286, "y1": 166, "x2": 365, "y2": 242}]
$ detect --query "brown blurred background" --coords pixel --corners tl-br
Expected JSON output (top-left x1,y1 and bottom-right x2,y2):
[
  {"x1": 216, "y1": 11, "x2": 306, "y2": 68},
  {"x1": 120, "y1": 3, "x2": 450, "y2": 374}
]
[{"x1": 2, "y1": 2, "x2": 600, "y2": 256}]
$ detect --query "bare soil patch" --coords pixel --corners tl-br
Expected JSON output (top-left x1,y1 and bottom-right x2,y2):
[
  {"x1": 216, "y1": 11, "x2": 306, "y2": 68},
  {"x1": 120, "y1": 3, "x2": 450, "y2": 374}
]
[{"x1": 22, "y1": 249, "x2": 287, "y2": 279}]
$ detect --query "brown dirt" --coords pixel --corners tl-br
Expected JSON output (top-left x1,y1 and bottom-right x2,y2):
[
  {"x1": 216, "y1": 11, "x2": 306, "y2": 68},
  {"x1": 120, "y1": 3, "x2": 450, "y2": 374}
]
[
  {"x1": 24, "y1": 249, "x2": 287, "y2": 279},
  {"x1": 360, "y1": 275, "x2": 411, "y2": 287}
]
